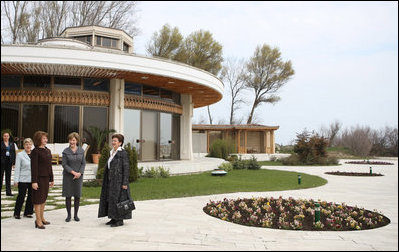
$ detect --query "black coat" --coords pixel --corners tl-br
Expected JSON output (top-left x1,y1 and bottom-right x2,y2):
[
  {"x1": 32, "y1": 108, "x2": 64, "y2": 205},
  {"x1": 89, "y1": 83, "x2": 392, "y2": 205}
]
[
  {"x1": 1, "y1": 141, "x2": 16, "y2": 165},
  {"x1": 98, "y1": 149, "x2": 132, "y2": 220}
]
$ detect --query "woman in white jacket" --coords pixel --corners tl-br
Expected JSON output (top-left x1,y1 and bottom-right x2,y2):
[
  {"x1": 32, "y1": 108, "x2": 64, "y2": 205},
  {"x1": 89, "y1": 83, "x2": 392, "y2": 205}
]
[{"x1": 13, "y1": 138, "x2": 34, "y2": 219}]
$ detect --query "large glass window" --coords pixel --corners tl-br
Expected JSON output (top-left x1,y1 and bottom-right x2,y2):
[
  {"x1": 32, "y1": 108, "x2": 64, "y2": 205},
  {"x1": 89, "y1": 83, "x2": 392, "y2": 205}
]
[
  {"x1": 124, "y1": 109, "x2": 141, "y2": 153},
  {"x1": 160, "y1": 113, "x2": 172, "y2": 160},
  {"x1": 141, "y1": 110, "x2": 158, "y2": 161},
  {"x1": 54, "y1": 76, "x2": 81, "y2": 89},
  {"x1": 125, "y1": 82, "x2": 142, "y2": 95},
  {"x1": 54, "y1": 105, "x2": 79, "y2": 143},
  {"x1": 95, "y1": 36, "x2": 118, "y2": 48},
  {"x1": 74, "y1": 35, "x2": 92, "y2": 45},
  {"x1": 83, "y1": 78, "x2": 110, "y2": 92},
  {"x1": 123, "y1": 42, "x2": 129, "y2": 52},
  {"x1": 1, "y1": 103, "x2": 19, "y2": 139},
  {"x1": 160, "y1": 89, "x2": 173, "y2": 100},
  {"x1": 83, "y1": 106, "x2": 108, "y2": 156},
  {"x1": 1, "y1": 75, "x2": 21, "y2": 88},
  {"x1": 23, "y1": 76, "x2": 51, "y2": 88},
  {"x1": 22, "y1": 104, "x2": 48, "y2": 141},
  {"x1": 143, "y1": 85, "x2": 159, "y2": 97}
]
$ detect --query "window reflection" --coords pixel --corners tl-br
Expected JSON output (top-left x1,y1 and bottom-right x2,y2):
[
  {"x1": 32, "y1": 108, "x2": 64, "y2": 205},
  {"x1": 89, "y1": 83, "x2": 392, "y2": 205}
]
[
  {"x1": 124, "y1": 109, "x2": 141, "y2": 154},
  {"x1": 54, "y1": 105, "x2": 79, "y2": 143},
  {"x1": 22, "y1": 104, "x2": 48, "y2": 141}
]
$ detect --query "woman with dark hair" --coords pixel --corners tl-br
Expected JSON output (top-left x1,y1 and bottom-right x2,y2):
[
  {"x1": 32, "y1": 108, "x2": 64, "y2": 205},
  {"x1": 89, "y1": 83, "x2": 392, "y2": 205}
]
[
  {"x1": 31, "y1": 131, "x2": 54, "y2": 229},
  {"x1": 98, "y1": 133, "x2": 133, "y2": 227},
  {"x1": 1, "y1": 131, "x2": 16, "y2": 196},
  {"x1": 62, "y1": 132, "x2": 85, "y2": 222}
]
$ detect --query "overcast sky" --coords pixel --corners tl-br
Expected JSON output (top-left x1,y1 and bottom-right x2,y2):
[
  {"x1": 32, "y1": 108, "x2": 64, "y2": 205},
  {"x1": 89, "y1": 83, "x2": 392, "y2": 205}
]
[{"x1": 133, "y1": 1, "x2": 398, "y2": 145}]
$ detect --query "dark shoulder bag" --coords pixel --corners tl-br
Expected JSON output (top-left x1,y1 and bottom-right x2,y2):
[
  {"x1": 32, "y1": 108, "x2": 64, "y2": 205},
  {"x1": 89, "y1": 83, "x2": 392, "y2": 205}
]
[{"x1": 116, "y1": 189, "x2": 135, "y2": 216}]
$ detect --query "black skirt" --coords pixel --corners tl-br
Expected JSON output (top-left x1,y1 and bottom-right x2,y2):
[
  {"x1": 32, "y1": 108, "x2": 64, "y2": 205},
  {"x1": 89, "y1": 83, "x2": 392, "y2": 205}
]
[{"x1": 31, "y1": 176, "x2": 50, "y2": 204}]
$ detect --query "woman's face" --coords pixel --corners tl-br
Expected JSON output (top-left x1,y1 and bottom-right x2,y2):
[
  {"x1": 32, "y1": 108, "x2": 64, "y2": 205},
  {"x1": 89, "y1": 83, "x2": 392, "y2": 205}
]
[
  {"x1": 41, "y1": 135, "x2": 48, "y2": 146},
  {"x1": 3, "y1": 133, "x2": 10, "y2": 142},
  {"x1": 24, "y1": 142, "x2": 32, "y2": 152},
  {"x1": 112, "y1": 138, "x2": 121, "y2": 149},
  {"x1": 69, "y1": 137, "x2": 77, "y2": 147}
]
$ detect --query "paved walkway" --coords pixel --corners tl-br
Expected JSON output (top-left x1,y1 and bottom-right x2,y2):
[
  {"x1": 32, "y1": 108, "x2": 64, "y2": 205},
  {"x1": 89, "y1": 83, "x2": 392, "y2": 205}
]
[{"x1": 1, "y1": 159, "x2": 398, "y2": 251}]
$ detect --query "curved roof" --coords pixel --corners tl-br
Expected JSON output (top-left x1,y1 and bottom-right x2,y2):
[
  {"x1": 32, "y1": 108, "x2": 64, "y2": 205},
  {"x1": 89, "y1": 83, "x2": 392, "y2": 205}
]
[{"x1": 1, "y1": 43, "x2": 224, "y2": 108}]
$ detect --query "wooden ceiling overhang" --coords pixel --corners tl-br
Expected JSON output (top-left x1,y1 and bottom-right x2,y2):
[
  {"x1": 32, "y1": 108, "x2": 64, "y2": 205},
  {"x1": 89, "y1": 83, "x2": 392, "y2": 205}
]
[{"x1": 1, "y1": 44, "x2": 224, "y2": 108}]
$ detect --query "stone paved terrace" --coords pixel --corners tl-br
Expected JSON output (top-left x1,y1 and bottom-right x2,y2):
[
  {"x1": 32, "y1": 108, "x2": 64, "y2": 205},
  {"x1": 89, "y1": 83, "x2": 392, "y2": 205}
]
[{"x1": 1, "y1": 158, "x2": 398, "y2": 251}]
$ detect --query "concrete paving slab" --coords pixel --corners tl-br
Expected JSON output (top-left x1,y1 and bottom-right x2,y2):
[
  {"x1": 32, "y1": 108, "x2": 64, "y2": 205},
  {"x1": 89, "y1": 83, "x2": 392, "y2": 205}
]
[{"x1": 1, "y1": 158, "x2": 398, "y2": 251}]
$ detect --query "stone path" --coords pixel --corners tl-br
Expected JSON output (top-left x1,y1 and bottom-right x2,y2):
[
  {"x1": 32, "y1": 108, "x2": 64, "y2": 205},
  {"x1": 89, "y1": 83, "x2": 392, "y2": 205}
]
[{"x1": 1, "y1": 158, "x2": 398, "y2": 251}]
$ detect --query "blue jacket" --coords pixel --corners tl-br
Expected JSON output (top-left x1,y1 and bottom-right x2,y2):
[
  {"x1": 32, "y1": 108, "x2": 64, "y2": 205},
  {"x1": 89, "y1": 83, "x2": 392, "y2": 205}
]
[{"x1": 14, "y1": 150, "x2": 32, "y2": 183}]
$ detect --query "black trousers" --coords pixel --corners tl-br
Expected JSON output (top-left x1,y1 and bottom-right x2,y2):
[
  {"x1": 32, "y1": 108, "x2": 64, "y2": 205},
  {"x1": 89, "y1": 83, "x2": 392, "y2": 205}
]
[
  {"x1": 14, "y1": 182, "x2": 34, "y2": 216},
  {"x1": 1, "y1": 157, "x2": 12, "y2": 194}
]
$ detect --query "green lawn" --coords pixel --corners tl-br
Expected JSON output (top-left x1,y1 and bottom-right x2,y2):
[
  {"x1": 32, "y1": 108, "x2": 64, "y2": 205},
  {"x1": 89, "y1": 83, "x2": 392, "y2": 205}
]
[{"x1": 82, "y1": 169, "x2": 327, "y2": 201}]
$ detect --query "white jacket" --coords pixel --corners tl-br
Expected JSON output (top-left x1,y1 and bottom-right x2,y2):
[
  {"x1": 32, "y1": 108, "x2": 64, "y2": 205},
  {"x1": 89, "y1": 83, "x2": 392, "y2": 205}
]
[{"x1": 14, "y1": 150, "x2": 32, "y2": 183}]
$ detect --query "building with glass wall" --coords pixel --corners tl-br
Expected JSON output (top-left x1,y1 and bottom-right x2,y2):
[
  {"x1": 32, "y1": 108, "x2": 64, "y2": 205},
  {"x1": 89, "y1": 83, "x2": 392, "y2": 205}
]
[{"x1": 1, "y1": 25, "x2": 224, "y2": 161}]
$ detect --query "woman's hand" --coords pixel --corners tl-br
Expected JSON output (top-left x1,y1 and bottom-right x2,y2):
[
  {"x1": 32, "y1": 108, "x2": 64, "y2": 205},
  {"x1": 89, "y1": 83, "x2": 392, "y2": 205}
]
[
  {"x1": 49, "y1": 181, "x2": 54, "y2": 188},
  {"x1": 32, "y1": 183, "x2": 39, "y2": 190},
  {"x1": 122, "y1": 185, "x2": 128, "y2": 190}
]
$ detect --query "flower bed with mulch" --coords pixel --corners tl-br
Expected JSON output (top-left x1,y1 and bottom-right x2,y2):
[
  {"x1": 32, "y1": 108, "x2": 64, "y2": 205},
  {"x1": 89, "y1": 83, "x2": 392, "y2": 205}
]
[
  {"x1": 203, "y1": 196, "x2": 390, "y2": 231},
  {"x1": 345, "y1": 161, "x2": 394, "y2": 165},
  {"x1": 325, "y1": 171, "x2": 383, "y2": 176}
]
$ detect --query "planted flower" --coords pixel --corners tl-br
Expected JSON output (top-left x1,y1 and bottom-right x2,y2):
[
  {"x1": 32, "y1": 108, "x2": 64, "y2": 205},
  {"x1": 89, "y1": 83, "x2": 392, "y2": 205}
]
[{"x1": 203, "y1": 196, "x2": 390, "y2": 231}]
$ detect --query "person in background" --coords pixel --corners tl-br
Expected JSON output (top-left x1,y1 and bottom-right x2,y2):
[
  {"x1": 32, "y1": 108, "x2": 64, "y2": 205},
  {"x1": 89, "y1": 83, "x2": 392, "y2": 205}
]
[
  {"x1": 1, "y1": 131, "x2": 16, "y2": 196},
  {"x1": 13, "y1": 138, "x2": 34, "y2": 219},
  {"x1": 98, "y1": 134, "x2": 132, "y2": 227},
  {"x1": 31, "y1": 131, "x2": 54, "y2": 229},
  {"x1": 62, "y1": 132, "x2": 85, "y2": 222}
]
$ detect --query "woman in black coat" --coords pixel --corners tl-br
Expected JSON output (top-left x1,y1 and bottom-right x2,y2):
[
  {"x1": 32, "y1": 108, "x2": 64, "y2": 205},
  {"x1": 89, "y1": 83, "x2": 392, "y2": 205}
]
[
  {"x1": 98, "y1": 134, "x2": 132, "y2": 227},
  {"x1": 1, "y1": 131, "x2": 16, "y2": 196}
]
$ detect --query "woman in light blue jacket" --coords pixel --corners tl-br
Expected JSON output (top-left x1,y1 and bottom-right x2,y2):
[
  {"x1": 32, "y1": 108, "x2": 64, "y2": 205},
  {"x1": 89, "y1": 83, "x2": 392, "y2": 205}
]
[{"x1": 13, "y1": 138, "x2": 34, "y2": 219}]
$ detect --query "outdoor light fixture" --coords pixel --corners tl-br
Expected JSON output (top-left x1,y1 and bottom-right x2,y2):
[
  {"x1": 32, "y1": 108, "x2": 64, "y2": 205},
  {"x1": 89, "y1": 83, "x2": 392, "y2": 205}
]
[
  {"x1": 141, "y1": 76, "x2": 149, "y2": 80},
  {"x1": 315, "y1": 202, "x2": 321, "y2": 222},
  {"x1": 370, "y1": 166, "x2": 372, "y2": 174},
  {"x1": 168, "y1": 81, "x2": 175, "y2": 84},
  {"x1": 298, "y1": 174, "x2": 301, "y2": 185}
]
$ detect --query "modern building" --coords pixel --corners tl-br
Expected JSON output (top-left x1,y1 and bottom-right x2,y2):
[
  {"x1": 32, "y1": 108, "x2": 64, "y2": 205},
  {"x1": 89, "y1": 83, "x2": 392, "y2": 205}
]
[
  {"x1": 192, "y1": 124, "x2": 279, "y2": 154},
  {"x1": 1, "y1": 25, "x2": 224, "y2": 161}
]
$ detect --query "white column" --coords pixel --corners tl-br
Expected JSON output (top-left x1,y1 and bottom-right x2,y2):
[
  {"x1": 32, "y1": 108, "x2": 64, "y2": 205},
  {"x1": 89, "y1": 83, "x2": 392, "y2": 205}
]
[
  {"x1": 180, "y1": 94, "x2": 193, "y2": 160},
  {"x1": 109, "y1": 79, "x2": 125, "y2": 135}
]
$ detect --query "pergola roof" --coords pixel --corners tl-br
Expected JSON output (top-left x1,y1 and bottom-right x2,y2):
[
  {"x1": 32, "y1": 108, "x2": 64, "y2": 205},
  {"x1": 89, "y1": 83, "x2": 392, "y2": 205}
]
[
  {"x1": 1, "y1": 43, "x2": 224, "y2": 108},
  {"x1": 192, "y1": 124, "x2": 280, "y2": 131}
]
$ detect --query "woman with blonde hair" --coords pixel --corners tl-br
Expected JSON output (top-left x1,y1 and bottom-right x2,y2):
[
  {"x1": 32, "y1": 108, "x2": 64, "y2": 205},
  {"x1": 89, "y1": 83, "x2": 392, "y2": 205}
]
[
  {"x1": 31, "y1": 131, "x2": 54, "y2": 229},
  {"x1": 13, "y1": 138, "x2": 34, "y2": 219},
  {"x1": 62, "y1": 132, "x2": 85, "y2": 222}
]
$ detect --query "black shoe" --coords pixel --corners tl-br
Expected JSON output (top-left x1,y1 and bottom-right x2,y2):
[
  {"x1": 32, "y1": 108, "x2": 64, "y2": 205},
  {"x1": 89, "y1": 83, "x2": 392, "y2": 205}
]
[
  {"x1": 65, "y1": 216, "x2": 71, "y2": 222},
  {"x1": 42, "y1": 220, "x2": 50, "y2": 225},
  {"x1": 106, "y1": 219, "x2": 116, "y2": 225},
  {"x1": 74, "y1": 216, "x2": 80, "y2": 222},
  {"x1": 110, "y1": 220, "x2": 124, "y2": 227},
  {"x1": 14, "y1": 215, "x2": 21, "y2": 219},
  {"x1": 35, "y1": 221, "x2": 45, "y2": 229},
  {"x1": 23, "y1": 214, "x2": 33, "y2": 218}
]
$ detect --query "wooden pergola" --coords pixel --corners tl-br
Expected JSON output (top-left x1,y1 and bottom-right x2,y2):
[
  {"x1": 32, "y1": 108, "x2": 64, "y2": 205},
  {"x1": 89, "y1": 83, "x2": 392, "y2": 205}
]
[{"x1": 192, "y1": 124, "x2": 279, "y2": 154}]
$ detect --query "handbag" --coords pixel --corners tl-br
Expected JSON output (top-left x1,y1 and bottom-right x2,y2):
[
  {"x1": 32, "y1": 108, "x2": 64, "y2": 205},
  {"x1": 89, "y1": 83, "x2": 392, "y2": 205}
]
[{"x1": 116, "y1": 189, "x2": 135, "y2": 216}]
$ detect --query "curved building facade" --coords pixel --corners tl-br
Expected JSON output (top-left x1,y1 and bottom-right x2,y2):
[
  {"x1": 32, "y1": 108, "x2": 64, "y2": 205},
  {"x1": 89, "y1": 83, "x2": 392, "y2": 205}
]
[{"x1": 1, "y1": 25, "x2": 224, "y2": 161}]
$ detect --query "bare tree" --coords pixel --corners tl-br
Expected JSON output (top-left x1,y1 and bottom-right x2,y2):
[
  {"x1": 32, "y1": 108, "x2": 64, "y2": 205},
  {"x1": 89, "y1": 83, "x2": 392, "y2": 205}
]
[
  {"x1": 220, "y1": 57, "x2": 247, "y2": 125},
  {"x1": 40, "y1": 1, "x2": 69, "y2": 38},
  {"x1": 340, "y1": 125, "x2": 373, "y2": 157},
  {"x1": 207, "y1": 106, "x2": 213, "y2": 125},
  {"x1": 243, "y1": 44, "x2": 294, "y2": 124},
  {"x1": 2, "y1": 1, "x2": 29, "y2": 43}
]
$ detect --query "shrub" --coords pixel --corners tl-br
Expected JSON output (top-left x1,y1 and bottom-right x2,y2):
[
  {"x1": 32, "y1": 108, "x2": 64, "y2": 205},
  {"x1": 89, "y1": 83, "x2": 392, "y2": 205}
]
[
  {"x1": 158, "y1": 166, "x2": 170, "y2": 178},
  {"x1": 247, "y1": 155, "x2": 261, "y2": 170},
  {"x1": 124, "y1": 143, "x2": 139, "y2": 182},
  {"x1": 96, "y1": 144, "x2": 111, "y2": 179},
  {"x1": 218, "y1": 162, "x2": 233, "y2": 172},
  {"x1": 293, "y1": 130, "x2": 329, "y2": 165},
  {"x1": 226, "y1": 154, "x2": 238, "y2": 162},
  {"x1": 142, "y1": 166, "x2": 170, "y2": 178},
  {"x1": 138, "y1": 167, "x2": 144, "y2": 178},
  {"x1": 208, "y1": 139, "x2": 235, "y2": 160},
  {"x1": 232, "y1": 159, "x2": 247, "y2": 170}
]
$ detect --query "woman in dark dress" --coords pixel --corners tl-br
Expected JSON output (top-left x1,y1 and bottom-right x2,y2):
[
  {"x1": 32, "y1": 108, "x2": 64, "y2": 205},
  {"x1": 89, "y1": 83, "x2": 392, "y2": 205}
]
[
  {"x1": 31, "y1": 131, "x2": 54, "y2": 229},
  {"x1": 1, "y1": 131, "x2": 16, "y2": 196},
  {"x1": 98, "y1": 134, "x2": 133, "y2": 227},
  {"x1": 62, "y1": 132, "x2": 85, "y2": 222}
]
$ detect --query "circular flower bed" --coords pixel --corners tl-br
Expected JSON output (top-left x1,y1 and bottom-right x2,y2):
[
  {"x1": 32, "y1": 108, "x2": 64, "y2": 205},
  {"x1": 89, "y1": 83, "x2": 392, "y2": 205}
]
[
  {"x1": 345, "y1": 161, "x2": 394, "y2": 165},
  {"x1": 325, "y1": 171, "x2": 383, "y2": 176},
  {"x1": 203, "y1": 196, "x2": 390, "y2": 231}
]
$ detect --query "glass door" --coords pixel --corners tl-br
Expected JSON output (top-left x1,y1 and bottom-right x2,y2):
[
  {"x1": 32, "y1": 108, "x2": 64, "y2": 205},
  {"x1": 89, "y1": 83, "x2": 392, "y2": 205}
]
[
  {"x1": 141, "y1": 110, "x2": 158, "y2": 161},
  {"x1": 160, "y1": 113, "x2": 172, "y2": 160}
]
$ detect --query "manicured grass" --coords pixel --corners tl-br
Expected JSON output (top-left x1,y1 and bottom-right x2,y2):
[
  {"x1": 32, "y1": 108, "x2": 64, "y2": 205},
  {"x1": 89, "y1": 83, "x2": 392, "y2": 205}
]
[
  {"x1": 82, "y1": 169, "x2": 327, "y2": 201},
  {"x1": 258, "y1": 160, "x2": 285, "y2": 166}
]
